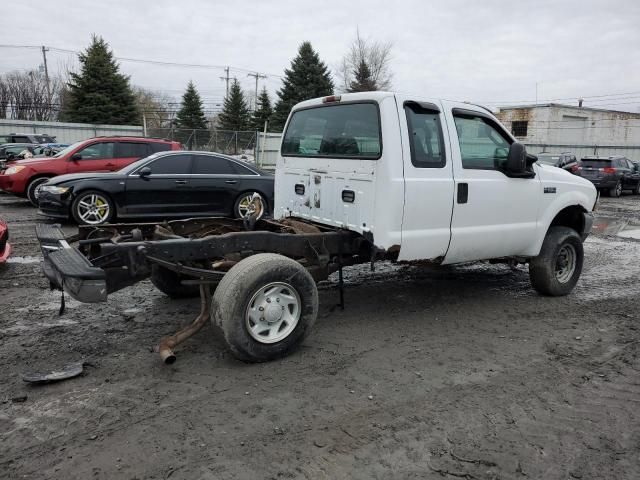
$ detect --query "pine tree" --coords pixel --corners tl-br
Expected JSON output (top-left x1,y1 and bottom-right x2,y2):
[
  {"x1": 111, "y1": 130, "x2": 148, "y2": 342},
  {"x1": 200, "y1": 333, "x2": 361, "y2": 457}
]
[
  {"x1": 271, "y1": 42, "x2": 334, "y2": 131},
  {"x1": 61, "y1": 35, "x2": 139, "y2": 125},
  {"x1": 251, "y1": 87, "x2": 273, "y2": 131},
  {"x1": 175, "y1": 81, "x2": 207, "y2": 130},
  {"x1": 217, "y1": 79, "x2": 250, "y2": 131},
  {"x1": 347, "y1": 60, "x2": 378, "y2": 92}
]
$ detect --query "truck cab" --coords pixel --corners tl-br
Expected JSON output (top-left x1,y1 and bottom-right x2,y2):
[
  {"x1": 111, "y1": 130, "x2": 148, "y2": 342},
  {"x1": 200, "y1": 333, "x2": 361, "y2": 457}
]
[{"x1": 275, "y1": 92, "x2": 597, "y2": 265}]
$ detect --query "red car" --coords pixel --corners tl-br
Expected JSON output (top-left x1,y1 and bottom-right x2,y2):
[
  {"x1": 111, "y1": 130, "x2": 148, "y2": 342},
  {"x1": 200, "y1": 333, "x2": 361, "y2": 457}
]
[
  {"x1": 0, "y1": 217, "x2": 10, "y2": 263},
  {"x1": 0, "y1": 137, "x2": 181, "y2": 205}
]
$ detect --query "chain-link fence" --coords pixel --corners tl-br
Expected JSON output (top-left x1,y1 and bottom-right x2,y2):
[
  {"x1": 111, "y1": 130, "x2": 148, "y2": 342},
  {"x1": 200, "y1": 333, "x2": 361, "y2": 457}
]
[{"x1": 147, "y1": 128, "x2": 258, "y2": 157}]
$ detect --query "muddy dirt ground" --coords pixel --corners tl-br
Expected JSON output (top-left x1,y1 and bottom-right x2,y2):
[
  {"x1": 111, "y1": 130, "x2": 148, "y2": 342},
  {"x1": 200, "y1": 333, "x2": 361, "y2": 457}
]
[{"x1": 1, "y1": 193, "x2": 639, "y2": 480}]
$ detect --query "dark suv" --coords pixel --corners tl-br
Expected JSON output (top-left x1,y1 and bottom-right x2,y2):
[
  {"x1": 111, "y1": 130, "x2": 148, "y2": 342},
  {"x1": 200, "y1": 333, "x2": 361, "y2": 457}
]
[
  {"x1": 579, "y1": 156, "x2": 640, "y2": 197},
  {"x1": 536, "y1": 152, "x2": 580, "y2": 173},
  {"x1": 0, "y1": 133, "x2": 56, "y2": 144}
]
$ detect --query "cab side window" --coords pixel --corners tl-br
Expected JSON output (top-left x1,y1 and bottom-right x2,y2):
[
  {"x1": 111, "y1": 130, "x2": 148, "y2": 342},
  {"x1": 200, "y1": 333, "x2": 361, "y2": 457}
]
[
  {"x1": 405, "y1": 104, "x2": 446, "y2": 168},
  {"x1": 453, "y1": 114, "x2": 511, "y2": 170},
  {"x1": 76, "y1": 142, "x2": 115, "y2": 160}
]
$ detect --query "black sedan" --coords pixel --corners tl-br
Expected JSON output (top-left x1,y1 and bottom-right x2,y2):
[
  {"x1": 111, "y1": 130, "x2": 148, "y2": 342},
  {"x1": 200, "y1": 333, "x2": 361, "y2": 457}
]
[{"x1": 37, "y1": 151, "x2": 274, "y2": 225}]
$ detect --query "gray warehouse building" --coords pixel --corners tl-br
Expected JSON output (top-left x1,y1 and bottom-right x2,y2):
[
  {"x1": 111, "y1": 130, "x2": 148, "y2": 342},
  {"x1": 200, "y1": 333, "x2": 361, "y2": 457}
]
[{"x1": 496, "y1": 104, "x2": 640, "y2": 159}]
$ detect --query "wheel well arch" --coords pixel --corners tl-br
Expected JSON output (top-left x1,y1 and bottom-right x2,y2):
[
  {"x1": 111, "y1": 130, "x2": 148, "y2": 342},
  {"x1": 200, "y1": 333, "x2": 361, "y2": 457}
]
[
  {"x1": 548, "y1": 205, "x2": 587, "y2": 235},
  {"x1": 26, "y1": 173, "x2": 56, "y2": 187}
]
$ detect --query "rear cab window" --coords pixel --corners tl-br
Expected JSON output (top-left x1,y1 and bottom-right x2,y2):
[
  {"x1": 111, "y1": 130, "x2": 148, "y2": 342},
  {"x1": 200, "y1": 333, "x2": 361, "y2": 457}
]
[
  {"x1": 282, "y1": 102, "x2": 381, "y2": 159},
  {"x1": 404, "y1": 103, "x2": 446, "y2": 168}
]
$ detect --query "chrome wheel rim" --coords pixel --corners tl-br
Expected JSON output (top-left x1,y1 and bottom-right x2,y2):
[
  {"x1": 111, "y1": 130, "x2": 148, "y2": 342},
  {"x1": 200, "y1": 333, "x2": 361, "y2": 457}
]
[
  {"x1": 616, "y1": 182, "x2": 622, "y2": 196},
  {"x1": 77, "y1": 194, "x2": 110, "y2": 225},
  {"x1": 33, "y1": 182, "x2": 46, "y2": 200},
  {"x1": 555, "y1": 244, "x2": 576, "y2": 283},
  {"x1": 245, "y1": 282, "x2": 301, "y2": 344},
  {"x1": 238, "y1": 193, "x2": 261, "y2": 218}
]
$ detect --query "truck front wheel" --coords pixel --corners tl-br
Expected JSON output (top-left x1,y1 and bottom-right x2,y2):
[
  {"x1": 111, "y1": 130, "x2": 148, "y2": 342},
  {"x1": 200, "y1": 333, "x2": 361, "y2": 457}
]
[
  {"x1": 211, "y1": 253, "x2": 318, "y2": 362},
  {"x1": 529, "y1": 226, "x2": 584, "y2": 296}
]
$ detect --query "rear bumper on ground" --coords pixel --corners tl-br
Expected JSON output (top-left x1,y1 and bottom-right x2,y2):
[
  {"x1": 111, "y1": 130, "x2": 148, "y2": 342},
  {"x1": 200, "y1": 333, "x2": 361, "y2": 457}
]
[{"x1": 36, "y1": 224, "x2": 108, "y2": 303}]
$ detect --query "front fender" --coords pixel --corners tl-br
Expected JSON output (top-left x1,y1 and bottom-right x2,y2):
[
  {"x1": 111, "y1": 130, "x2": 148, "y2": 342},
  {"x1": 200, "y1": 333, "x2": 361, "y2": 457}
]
[{"x1": 531, "y1": 189, "x2": 595, "y2": 255}]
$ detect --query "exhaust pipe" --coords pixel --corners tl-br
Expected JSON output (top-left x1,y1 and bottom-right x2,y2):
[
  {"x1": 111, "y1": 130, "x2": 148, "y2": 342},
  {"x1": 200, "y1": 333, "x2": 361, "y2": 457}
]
[{"x1": 157, "y1": 285, "x2": 211, "y2": 364}]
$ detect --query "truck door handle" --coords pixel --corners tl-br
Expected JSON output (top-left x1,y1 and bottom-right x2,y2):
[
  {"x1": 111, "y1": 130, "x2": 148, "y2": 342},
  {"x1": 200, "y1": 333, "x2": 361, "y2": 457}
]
[
  {"x1": 457, "y1": 183, "x2": 468, "y2": 204},
  {"x1": 175, "y1": 179, "x2": 188, "y2": 185},
  {"x1": 225, "y1": 180, "x2": 237, "y2": 184}
]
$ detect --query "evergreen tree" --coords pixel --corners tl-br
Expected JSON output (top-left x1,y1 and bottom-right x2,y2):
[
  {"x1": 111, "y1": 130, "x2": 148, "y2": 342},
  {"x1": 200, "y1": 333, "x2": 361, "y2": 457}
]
[
  {"x1": 217, "y1": 79, "x2": 250, "y2": 131},
  {"x1": 251, "y1": 87, "x2": 273, "y2": 131},
  {"x1": 271, "y1": 42, "x2": 334, "y2": 131},
  {"x1": 61, "y1": 35, "x2": 139, "y2": 125},
  {"x1": 347, "y1": 60, "x2": 378, "y2": 92},
  {"x1": 175, "y1": 81, "x2": 207, "y2": 129}
]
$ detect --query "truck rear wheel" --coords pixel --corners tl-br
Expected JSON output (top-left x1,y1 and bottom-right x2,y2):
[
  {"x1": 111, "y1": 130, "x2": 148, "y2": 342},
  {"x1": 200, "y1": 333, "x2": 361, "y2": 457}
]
[
  {"x1": 211, "y1": 253, "x2": 318, "y2": 362},
  {"x1": 529, "y1": 226, "x2": 583, "y2": 296},
  {"x1": 150, "y1": 265, "x2": 202, "y2": 298}
]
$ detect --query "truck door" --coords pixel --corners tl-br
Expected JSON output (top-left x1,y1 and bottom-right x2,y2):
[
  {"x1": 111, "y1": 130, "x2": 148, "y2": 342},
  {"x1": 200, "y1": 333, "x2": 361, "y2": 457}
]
[
  {"x1": 396, "y1": 97, "x2": 455, "y2": 261},
  {"x1": 442, "y1": 102, "x2": 540, "y2": 263}
]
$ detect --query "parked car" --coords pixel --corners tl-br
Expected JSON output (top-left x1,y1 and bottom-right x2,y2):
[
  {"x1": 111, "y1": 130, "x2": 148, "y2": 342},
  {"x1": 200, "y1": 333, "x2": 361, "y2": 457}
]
[
  {"x1": 0, "y1": 217, "x2": 10, "y2": 263},
  {"x1": 0, "y1": 133, "x2": 56, "y2": 144},
  {"x1": 578, "y1": 155, "x2": 640, "y2": 197},
  {"x1": 0, "y1": 136, "x2": 181, "y2": 205},
  {"x1": 38, "y1": 151, "x2": 275, "y2": 225},
  {"x1": 536, "y1": 152, "x2": 580, "y2": 173},
  {"x1": 33, "y1": 143, "x2": 70, "y2": 157},
  {"x1": 0, "y1": 143, "x2": 39, "y2": 163}
]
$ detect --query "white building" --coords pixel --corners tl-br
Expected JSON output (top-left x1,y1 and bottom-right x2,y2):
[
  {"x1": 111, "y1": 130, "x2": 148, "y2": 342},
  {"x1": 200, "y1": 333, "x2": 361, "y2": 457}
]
[{"x1": 495, "y1": 104, "x2": 640, "y2": 158}]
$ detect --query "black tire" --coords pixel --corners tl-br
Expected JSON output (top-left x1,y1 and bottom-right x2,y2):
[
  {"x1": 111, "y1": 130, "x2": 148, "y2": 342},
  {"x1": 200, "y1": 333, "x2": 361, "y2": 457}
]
[
  {"x1": 26, "y1": 177, "x2": 51, "y2": 206},
  {"x1": 150, "y1": 265, "x2": 202, "y2": 299},
  {"x1": 233, "y1": 191, "x2": 266, "y2": 219},
  {"x1": 211, "y1": 253, "x2": 318, "y2": 362},
  {"x1": 634, "y1": 181, "x2": 640, "y2": 195},
  {"x1": 71, "y1": 190, "x2": 115, "y2": 225},
  {"x1": 529, "y1": 226, "x2": 584, "y2": 296},
  {"x1": 609, "y1": 181, "x2": 622, "y2": 198}
]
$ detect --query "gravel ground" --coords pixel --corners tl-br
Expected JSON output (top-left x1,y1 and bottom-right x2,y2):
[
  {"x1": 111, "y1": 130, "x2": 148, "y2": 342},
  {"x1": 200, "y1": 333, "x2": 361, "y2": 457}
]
[{"x1": 0, "y1": 193, "x2": 639, "y2": 480}]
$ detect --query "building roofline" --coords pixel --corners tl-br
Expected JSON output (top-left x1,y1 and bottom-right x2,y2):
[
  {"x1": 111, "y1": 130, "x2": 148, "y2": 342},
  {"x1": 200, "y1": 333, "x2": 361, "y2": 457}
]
[{"x1": 497, "y1": 103, "x2": 640, "y2": 117}]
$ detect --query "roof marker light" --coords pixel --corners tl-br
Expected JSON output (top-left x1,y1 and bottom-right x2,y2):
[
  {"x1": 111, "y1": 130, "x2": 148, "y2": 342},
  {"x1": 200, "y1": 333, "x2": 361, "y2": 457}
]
[{"x1": 322, "y1": 95, "x2": 342, "y2": 103}]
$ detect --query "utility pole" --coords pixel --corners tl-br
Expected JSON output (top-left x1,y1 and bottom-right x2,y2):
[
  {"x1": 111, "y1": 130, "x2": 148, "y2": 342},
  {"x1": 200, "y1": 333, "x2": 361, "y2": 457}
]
[
  {"x1": 41, "y1": 46, "x2": 52, "y2": 115},
  {"x1": 219, "y1": 67, "x2": 230, "y2": 98},
  {"x1": 247, "y1": 72, "x2": 267, "y2": 110}
]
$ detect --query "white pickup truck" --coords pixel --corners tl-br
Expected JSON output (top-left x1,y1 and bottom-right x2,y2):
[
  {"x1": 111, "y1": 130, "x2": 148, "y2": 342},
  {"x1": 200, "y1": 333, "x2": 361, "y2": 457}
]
[{"x1": 37, "y1": 91, "x2": 597, "y2": 363}]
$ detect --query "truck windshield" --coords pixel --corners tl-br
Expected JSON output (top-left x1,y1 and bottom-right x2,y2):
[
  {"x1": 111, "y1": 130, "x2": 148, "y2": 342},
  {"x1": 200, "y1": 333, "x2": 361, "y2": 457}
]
[{"x1": 281, "y1": 103, "x2": 381, "y2": 159}]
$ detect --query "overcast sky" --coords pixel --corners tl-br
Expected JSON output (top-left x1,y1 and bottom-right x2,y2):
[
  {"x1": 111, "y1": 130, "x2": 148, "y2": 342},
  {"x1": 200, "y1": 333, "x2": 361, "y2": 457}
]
[{"x1": 3, "y1": 0, "x2": 640, "y2": 113}]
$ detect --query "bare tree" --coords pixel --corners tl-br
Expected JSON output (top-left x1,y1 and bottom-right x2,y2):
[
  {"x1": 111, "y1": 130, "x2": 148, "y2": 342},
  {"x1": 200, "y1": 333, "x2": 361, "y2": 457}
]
[
  {"x1": 0, "y1": 69, "x2": 65, "y2": 121},
  {"x1": 336, "y1": 30, "x2": 393, "y2": 93},
  {"x1": 133, "y1": 87, "x2": 173, "y2": 129}
]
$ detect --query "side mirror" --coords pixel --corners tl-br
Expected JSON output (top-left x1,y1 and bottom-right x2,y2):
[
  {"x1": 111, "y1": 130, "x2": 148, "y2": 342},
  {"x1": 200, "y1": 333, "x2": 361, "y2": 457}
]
[
  {"x1": 506, "y1": 142, "x2": 527, "y2": 174},
  {"x1": 505, "y1": 142, "x2": 536, "y2": 178},
  {"x1": 71, "y1": 153, "x2": 82, "y2": 161},
  {"x1": 139, "y1": 166, "x2": 152, "y2": 178}
]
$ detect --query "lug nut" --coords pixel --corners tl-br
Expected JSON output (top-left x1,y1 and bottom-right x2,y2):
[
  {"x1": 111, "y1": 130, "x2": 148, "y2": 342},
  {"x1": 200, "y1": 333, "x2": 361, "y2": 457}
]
[
  {"x1": 266, "y1": 298, "x2": 271, "y2": 303},
  {"x1": 276, "y1": 298, "x2": 280, "y2": 303},
  {"x1": 259, "y1": 306, "x2": 264, "y2": 311}
]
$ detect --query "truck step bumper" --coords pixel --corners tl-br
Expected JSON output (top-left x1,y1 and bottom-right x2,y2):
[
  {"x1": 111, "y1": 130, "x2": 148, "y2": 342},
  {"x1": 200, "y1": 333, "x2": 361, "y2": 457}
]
[{"x1": 36, "y1": 224, "x2": 107, "y2": 303}]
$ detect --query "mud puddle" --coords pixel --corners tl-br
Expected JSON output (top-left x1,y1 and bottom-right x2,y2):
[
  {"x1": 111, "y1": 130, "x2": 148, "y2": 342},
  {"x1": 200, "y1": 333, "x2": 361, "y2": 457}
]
[{"x1": 592, "y1": 215, "x2": 640, "y2": 239}]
